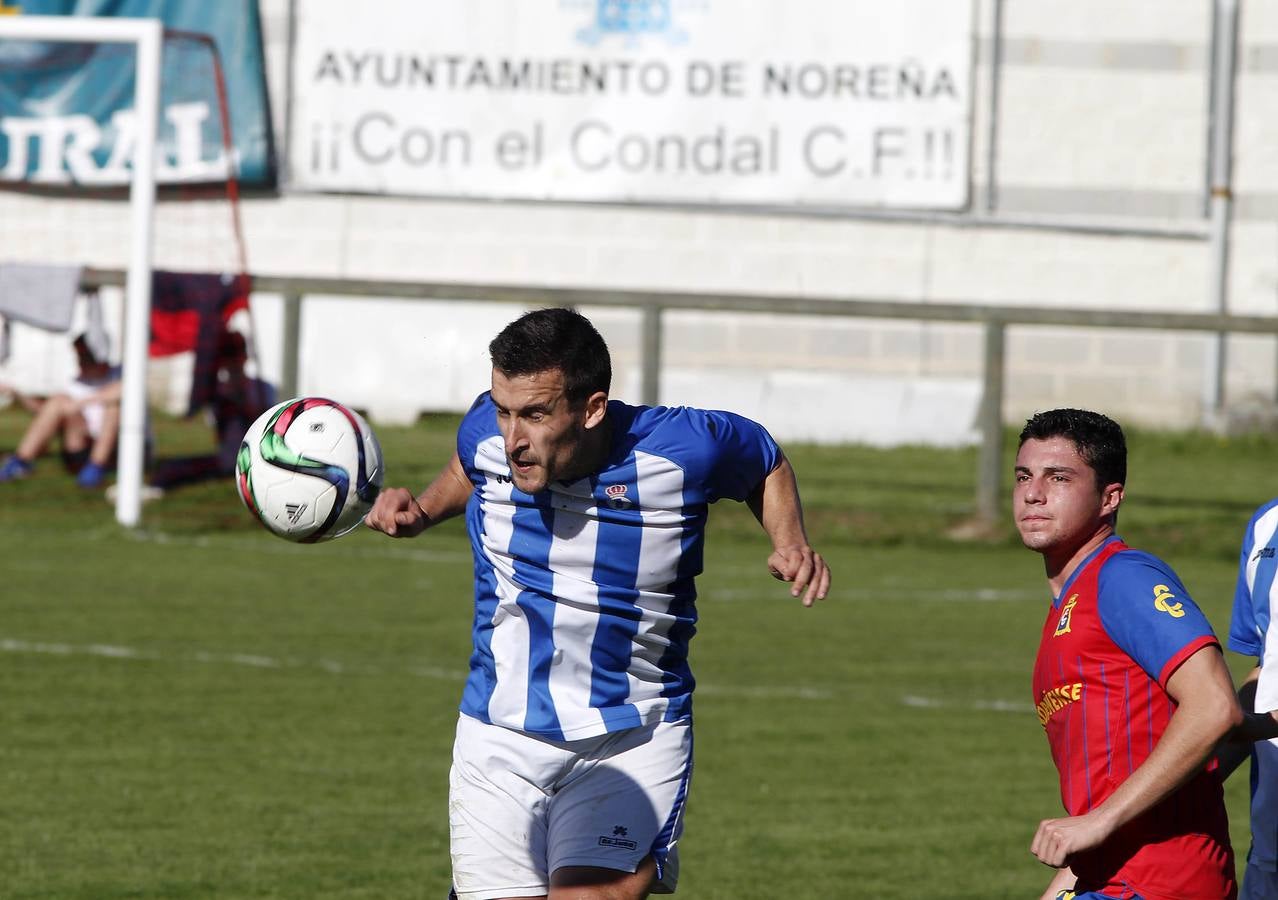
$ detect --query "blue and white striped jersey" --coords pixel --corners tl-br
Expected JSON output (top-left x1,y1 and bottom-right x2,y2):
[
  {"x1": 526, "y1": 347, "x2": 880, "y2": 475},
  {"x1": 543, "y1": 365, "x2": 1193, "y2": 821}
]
[
  {"x1": 1231, "y1": 497, "x2": 1278, "y2": 873},
  {"x1": 1232, "y1": 497, "x2": 1278, "y2": 712},
  {"x1": 455, "y1": 392, "x2": 781, "y2": 741}
]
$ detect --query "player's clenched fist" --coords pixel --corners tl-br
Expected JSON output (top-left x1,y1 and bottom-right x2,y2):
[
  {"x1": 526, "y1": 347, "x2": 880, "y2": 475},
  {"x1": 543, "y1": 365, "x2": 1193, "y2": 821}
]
[
  {"x1": 364, "y1": 486, "x2": 428, "y2": 538},
  {"x1": 1030, "y1": 813, "x2": 1110, "y2": 868},
  {"x1": 767, "y1": 545, "x2": 830, "y2": 607}
]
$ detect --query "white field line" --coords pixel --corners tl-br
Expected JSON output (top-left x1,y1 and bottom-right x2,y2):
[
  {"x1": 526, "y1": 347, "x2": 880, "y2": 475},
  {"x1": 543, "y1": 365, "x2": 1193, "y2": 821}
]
[
  {"x1": 0, "y1": 637, "x2": 829, "y2": 701},
  {"x1": 704, "y1": 587, "x2": 1040, "y2": 603},
  {"x1": 95, "y1": 526, "x2": 473, "y2": 564},
  {"x1": 901, "y1": 693, "x2": 1032, "y2": 714},
  {"x1": 697, "y1": 683, "x2": 834, "y2": 701},
  {"x1": 3, "y1": 639, "x2": 1035, "y2": 709},
  {"x1": 0, "y1": 637, "x2": 461, "y2": 680}
]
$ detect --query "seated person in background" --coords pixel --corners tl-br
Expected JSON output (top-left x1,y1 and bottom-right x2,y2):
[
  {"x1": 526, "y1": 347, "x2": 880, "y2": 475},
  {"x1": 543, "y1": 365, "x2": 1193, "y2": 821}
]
[
  {"x1": 146, "y1": 330, "x2": 273, "y2": 495},
  {"x1": 0, "y1": 333, "x2": 122, "y2": 488}
]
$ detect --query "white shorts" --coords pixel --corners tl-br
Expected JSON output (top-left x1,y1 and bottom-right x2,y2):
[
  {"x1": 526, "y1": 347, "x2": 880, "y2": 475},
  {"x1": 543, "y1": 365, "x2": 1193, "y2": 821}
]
[
  {"x1": 448, "y1": 713, "x2": 693, "y2": 900},
  {"x1": 64, "y1": 382, "x2": 108, "y2": 439}
]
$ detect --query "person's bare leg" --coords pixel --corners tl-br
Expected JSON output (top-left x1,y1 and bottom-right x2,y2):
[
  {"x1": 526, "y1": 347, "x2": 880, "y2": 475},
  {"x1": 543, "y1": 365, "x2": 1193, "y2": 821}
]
[
  {"x1": 89, "y1": 402, "x2": 120, "y2": 466},
  {"x1": 14, "y1": 394, "x2": 78, "y2": 460}
]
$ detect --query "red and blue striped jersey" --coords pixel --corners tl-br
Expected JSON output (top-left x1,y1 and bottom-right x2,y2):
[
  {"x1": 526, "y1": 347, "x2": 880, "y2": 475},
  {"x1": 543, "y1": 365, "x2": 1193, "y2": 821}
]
[{"x1": 1032, "y1": 537, "x2": 1235, "y2": 900}]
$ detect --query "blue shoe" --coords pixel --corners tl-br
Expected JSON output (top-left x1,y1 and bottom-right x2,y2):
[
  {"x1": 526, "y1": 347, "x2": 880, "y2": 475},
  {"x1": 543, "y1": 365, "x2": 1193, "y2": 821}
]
[
  {"x1": 0, "y1": 455, "x2": 33, "y2": 482},
  {"x1": 76, "y1": 462, "x2": 106, "y2": 488}
]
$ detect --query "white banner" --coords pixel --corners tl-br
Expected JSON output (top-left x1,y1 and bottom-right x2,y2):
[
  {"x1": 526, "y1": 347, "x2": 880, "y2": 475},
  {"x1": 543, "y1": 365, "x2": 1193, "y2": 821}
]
[{"x1": 288, "y1": 0, "x2": 974, "y2": 210}]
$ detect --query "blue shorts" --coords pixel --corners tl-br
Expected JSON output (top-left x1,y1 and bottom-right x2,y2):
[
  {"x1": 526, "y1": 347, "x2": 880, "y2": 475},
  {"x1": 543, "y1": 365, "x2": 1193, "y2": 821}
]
[
  {"x1": 1056, "y1": 892, "x2": 1143, "y2": 900},
  {"x1": 1242, "y1": 862, "x2": 1278, "y2": 900}
]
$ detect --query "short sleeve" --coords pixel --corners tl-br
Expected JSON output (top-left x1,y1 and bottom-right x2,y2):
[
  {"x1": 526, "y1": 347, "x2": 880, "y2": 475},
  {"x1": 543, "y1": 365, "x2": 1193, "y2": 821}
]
[
  {"x1": 1229, "y1": 500, "x2": 1278, "y2": 659},
  {"x1": 1230, "y1": 512, "x2": 1262, "y2": 657},
  {"x1": 1097, "y1": 552, "x2": 1220, "y2": 688},
  {"x1": 1238, "y1": 501, "x2": 1278, "y2": 713},
  {"x1": 697, "y1": 409, "x2": 781, "y2": 503},
  {"x1": 456, "y1": 392, "x2": 496, "y2": 484}
]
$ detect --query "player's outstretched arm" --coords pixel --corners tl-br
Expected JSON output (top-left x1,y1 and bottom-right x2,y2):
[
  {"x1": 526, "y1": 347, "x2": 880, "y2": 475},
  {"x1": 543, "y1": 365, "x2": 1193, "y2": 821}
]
[
  {"x1": 1216, "y1": 667, "x2": 1278, "y2": 780},
  {"x1": 1230, "y1": 666, "x2": 1278, "y2": 739},
  {"x1": 1029, "y1": 645, "x2": 1242, "y2": 867},
  {"x1": 746, "y1": 454, "x2": 830, "y2": 607},
  {"x1": 365, "y1": 451, "x2": 471, "y2": 539}
]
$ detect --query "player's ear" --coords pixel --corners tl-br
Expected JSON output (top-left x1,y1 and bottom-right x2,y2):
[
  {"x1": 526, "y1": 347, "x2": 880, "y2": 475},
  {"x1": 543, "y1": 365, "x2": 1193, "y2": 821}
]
[
  {"x1": 582, "y1": 390, "x2": 608, "y2": 430},
  {"x1": 1100, "y1": 482, "x2": 1124, "y2": 517}
]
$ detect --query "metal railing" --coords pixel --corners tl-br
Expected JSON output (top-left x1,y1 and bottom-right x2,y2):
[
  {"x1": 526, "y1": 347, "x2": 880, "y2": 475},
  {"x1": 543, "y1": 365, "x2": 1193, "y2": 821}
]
[{"x1": 82, "y1": 267, "x2": 1278, "y2": 529}]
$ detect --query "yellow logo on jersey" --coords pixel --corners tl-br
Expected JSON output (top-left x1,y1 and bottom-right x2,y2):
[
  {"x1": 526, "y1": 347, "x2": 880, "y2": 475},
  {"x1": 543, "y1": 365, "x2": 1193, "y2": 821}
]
[
  {"x1": 1153, "y1": 584, "x2": 1185, "y2": 618},
  {"x1": 0, "y1": 3, "x2": 21, "y2": 14},
  {"x1": 1054, "y1": 594, "x2": 1079, "y2": 636},
  {"x1": 1036, "y1": 682, "x2": 1083, "y2": 726}
]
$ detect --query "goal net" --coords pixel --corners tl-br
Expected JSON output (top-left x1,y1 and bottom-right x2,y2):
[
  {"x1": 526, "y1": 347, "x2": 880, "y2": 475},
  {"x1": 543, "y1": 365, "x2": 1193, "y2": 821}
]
[{"x1": 0, "y1": 27, "x2": 247, "y2": 273}]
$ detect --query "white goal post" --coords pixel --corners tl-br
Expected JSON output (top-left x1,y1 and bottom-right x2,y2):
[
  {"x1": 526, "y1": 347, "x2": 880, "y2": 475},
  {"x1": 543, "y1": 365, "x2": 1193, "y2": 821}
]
[{"x1": 0, "y1": 14, "x2": 160, "y2": 527}]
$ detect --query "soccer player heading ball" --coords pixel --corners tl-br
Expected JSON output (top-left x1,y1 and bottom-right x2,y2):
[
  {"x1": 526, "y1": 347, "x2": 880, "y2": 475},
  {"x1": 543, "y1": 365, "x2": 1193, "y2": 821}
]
[
  {"x1": 365, "y1": 307, "x2": 830, "y2": 899},
  {"x1": 1015, "y1": 408, "x2": 1242, "y2": 900}
]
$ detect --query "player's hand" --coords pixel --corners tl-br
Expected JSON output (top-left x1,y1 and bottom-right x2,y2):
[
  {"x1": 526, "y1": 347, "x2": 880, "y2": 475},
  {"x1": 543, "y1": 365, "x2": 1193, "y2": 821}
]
[
  {"x1": 766, "y1": 544, "x2": 830, "y2": 607},
  {"x1": 364, "y1": 486, "x2": 428, "y2": 538},
  {"x1": 1037, "y1": 864, "x2": 1076, "y2": 900},
  {"x1": 1030, "y1": 813, "x2": 1112, "y2": 868}
]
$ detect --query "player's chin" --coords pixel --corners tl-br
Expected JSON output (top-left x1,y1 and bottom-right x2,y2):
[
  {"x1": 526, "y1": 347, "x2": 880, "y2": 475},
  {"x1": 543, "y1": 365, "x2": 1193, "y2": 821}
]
[
  {"x1": 512, "y1": 469, "x2": 547, "y2": 493},
  {"x1": 1016, "y1": 528, "x2": 1053, "y2": 550}
]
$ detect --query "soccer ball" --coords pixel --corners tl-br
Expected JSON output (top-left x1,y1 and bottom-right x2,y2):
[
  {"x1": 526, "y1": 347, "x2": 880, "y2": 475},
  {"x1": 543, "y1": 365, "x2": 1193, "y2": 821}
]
[{"x1": 236, "y1": 397, "x2": 384, "y2": 542}]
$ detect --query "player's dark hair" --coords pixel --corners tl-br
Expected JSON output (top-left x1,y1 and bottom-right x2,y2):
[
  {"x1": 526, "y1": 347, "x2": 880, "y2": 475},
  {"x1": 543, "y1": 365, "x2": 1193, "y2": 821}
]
[
  {"x1": 489, "y1": 307, "x2": 611, "y2": 405},
  {"x1": 1018, "y1": 408, "x2": 1127, "y2": 489}
]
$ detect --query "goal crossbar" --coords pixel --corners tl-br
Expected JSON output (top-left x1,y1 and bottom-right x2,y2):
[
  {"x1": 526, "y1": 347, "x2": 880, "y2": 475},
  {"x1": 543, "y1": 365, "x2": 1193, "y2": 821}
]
[{"x1": 0, "y1": 14, "x2": 161, "y2": 526}]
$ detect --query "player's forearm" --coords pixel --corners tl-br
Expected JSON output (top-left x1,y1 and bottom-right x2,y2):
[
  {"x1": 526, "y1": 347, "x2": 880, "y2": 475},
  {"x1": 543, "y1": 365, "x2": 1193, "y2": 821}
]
[
  {"x1": 1225, "y1": 674, "x2": 1278, "y2": 742},
  {"x1": 1089, "y1": 654, "x2": 1241, "y2": 832},
  {"x1": 413, "y1": 453, "x2": 472, "y2": 526},
  {"x1": 1090, "y1": 707, "x2": 1233, "y2": 834},
  {"x1": 1231, "y1": 710, "x2": 1278, "y2": 741},
  {"x1": 747, "y1": 455, "x2": 810, "y2": 551},
  {"x1": 1214, "y1": 739, "x2": 1252, "y2": 782},
  {"x1": 1215, "y1": 669, "x2": 1260, "y2": 779}
]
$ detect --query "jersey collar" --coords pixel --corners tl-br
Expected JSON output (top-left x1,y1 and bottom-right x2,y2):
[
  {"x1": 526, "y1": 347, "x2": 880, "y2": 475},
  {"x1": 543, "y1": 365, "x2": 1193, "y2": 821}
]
[{"x1": 1054, "y1": 534, "x2": 1123, "y2": 607}]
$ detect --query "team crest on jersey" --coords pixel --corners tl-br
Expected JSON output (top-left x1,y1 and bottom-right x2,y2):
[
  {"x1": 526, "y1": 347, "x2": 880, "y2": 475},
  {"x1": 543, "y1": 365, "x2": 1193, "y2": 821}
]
[
  {"x1": 1053, "y1": 594, "x2": 1079, "y2": 636},
  {"x1": 604, "y1": 483, "x2": 632, "y2": 509},
  {"x1": 1153, "y1": 584, "x2": 1185, "y2": 618}
]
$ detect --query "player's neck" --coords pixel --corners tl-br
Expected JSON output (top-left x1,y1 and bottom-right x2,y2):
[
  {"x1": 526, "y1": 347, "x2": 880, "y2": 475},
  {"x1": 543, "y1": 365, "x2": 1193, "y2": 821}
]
[
  {"x1": 559, "y1": 413, "x2": 613, "y2": 484},
  {"x1": 1042, "y1": 526, "x2": 1115, "y2": 597}
]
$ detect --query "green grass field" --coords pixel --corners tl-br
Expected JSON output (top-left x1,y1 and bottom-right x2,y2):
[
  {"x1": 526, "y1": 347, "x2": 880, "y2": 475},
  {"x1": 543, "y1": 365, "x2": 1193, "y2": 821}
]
[{"x1": 0, "y1": 406, "x2": 1269, "y2": 898}]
